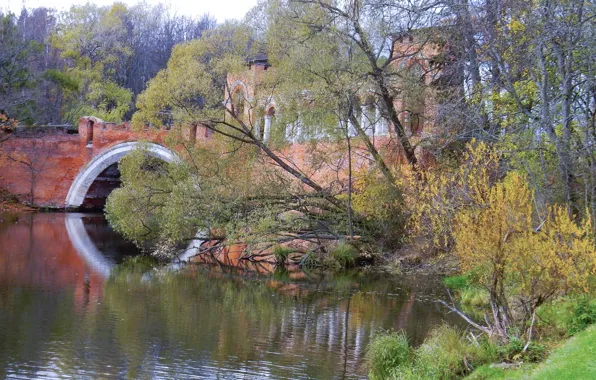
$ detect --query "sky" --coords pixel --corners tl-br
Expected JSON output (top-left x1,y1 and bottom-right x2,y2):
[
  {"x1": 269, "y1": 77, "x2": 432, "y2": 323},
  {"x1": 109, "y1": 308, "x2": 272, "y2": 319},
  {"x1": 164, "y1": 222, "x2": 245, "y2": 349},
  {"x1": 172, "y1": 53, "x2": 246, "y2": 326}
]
[{"x1": 2, "y1": 0, "x2": 258, "y2": 22}]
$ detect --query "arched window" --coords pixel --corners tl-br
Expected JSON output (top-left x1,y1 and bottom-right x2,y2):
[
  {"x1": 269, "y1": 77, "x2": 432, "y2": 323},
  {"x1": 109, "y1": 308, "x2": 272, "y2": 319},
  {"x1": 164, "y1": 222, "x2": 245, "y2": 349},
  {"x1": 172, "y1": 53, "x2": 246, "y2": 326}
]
[
  {"x1": 263, "y1": 106, "x2": 275, "y2": 142},
  {"x1": 231, "y1": 88, "x2": 245, "y2": 119},
  {"x1": 361, "y1": 96, "x2": 377, "y2": 136},
  {"x1": 403, "y1": 62, "x2": 426, "y2": 135},
  {"x1": 348, "y1": 96, "x2": 361, "y2": 137}
]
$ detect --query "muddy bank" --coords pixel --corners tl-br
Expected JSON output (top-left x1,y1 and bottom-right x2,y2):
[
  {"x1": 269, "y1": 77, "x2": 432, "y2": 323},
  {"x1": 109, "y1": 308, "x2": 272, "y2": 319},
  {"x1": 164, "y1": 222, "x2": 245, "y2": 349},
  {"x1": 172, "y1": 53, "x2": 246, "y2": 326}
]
[
  {"x1": 185, "y1": 237, "x2": 458, "y2": 277},
  {"x1": 0, "y1": 190, "x2": 34, "y2": 215}
]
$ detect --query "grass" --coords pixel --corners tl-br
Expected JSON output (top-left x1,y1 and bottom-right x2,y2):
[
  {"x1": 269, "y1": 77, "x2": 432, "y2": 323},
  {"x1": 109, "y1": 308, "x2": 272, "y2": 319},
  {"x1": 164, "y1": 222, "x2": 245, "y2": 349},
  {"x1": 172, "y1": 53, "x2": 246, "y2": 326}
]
[
  {"x1": 460, "y1": 287, "x2": 490, "y2": 307},
  {"x1": 330, "y1": 242, "x2": 358, "y2": 268},
  {"x1": 444, "y1": 275, "x2": 469, "y2": 291},
  {"x1": 272, "y1": 245, "x2": 293, "y2": 264},
  {"x1": 366, "y1": 331, "x2": 411, "y2": 380},
  {"x1": 467, "y1": 325, "x2": 596, "y2": 379},
  {"x1": 367, "y1": 325, "x2": 498, "y2": 379},
  {"x1": 528, "y1": 324, "x2": 596, "y2": 379}
]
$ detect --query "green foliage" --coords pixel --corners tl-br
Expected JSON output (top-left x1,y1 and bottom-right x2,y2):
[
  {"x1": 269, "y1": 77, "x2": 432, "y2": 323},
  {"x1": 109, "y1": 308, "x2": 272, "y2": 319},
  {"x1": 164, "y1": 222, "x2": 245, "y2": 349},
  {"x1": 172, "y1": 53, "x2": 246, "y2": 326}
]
[
  {"x1": 50, "y1": 3, "x2": 134, "y2": 122},
  {"x1": 444, "y1": 275, "x2": 469, "y2": 291},
  {"x1": 330, "y1": 242, "x2": 358, "y2": 268},
  {"x1": 568, "y1": 298, "x2": 596, "y2": 335},
  {"x1": 0, "y1": 12, "x2": 44, "y2": 122},
  {"x1": 106, "y1": 147, "x2": 199, "y2": 246},
  {"x1": 132, "y1": 22, "x2": 254, "y2": 129},
  {"x1": 498, "y1": 337, "x2": 546, "y2": 363},
  {"x1": 272, "y1": 245, "x2": 293, "y2": 264},
  {"x1": 366, "y1": 331, "x2": 412, "y2": 380},
  {"x1": 367, "y1": 326, "x2": 498, "y2": 380},
  {"x1": 42, "y1": 69, "x2": 80, "y2": 92}
]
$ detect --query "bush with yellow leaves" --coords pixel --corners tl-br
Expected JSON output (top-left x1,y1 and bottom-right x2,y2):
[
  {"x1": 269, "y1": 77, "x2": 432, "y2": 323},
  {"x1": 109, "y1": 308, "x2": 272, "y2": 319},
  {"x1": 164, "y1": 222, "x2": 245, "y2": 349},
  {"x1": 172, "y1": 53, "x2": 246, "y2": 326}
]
[
  {"x1": 401, "y1": 141, "x2": 501, "y2": 251},
  {"x1": 452, "y1": 171, "x2": 596, "y2": 342}
]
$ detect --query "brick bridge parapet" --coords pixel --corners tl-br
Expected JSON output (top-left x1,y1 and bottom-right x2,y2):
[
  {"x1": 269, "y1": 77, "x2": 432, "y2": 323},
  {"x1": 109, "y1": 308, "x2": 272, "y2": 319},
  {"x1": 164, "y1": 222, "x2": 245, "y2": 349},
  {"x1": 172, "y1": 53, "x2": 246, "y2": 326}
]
[{"x1": 0, "y1": 117, "x2": 173, "y2": 208}]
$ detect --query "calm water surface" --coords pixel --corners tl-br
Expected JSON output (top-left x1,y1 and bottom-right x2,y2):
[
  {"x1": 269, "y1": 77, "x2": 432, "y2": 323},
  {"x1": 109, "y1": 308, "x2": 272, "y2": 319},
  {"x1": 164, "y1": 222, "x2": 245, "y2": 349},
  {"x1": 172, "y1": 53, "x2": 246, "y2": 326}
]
[{"x1": 0, "y1": 213, "x2": 461, "y2": 379}]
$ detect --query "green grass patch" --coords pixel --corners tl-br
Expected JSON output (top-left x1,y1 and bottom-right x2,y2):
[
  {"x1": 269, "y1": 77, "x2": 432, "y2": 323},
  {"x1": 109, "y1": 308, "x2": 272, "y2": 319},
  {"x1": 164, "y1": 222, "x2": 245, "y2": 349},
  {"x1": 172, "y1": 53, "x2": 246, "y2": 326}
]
[
  {"x1": 466, "y1": 363, "x2": 536, "y2": 379},
  {"x1": 366, "y1": 331, "x2": 411, "y2": 380},
  {"x1": 467, "y1": 326, "x2": 596, "y2": 379},
  {"x1": 413, "y1": 325, "x2": 497, "y2": 379},
  {"x1": 367, "y1": 325, "x2": 498, "y2": 379},
  {"x1": 272, "y1": 245, "x2": 293, "y2": 264},
  {"x1": 444, "y1": 275, "x2": 470, "y2": 291},
  {"x1": 460, "y1": 287, "x2": 490, "y2": 307},
  {"x1": 528, "y1": 324, "x2": 596, "y2": 379},
  {"x1": 330, "y1": 242, "x2": 358, "y2": 268}
]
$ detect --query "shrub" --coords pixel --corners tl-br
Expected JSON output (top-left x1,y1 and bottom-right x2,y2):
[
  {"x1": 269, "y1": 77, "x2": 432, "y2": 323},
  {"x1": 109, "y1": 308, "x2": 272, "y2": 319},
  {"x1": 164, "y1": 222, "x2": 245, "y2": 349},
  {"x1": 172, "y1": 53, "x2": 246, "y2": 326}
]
[
  {"x1": 351, "y1": 171, "x2": 406, "y2": 248},
  {"x1": 453, "y1": 171, "x2": 596, "y2": 341},
  {"x1": 568, "y1": 298, "x2": 596, "y2": 334},
  {"x1": 401, "y1": 141, "x2": 501, "y2": 251},
  {"x1": 367, "y1": 331, "x2": 412, "y2": 380},
  {"x1": 498, "y1": 336, "x2": 546, "y2": 363}
]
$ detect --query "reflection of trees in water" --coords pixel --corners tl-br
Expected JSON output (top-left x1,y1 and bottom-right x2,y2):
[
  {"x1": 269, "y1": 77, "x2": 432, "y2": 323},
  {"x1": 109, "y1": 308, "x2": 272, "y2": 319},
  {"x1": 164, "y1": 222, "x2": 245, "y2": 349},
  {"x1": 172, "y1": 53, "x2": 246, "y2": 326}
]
[
  {"x1": 99, "y1": 268, "x2": 461, "y2": 378},
  {"x1": 0, "y1": 213, "x2": 460, "y2": 379},
  {"x1": 82, "y1": 214, "x2": 141, "y2": 261},
  {"x1": 0, "y1": 287, "x2": 80, "y2": 378}
]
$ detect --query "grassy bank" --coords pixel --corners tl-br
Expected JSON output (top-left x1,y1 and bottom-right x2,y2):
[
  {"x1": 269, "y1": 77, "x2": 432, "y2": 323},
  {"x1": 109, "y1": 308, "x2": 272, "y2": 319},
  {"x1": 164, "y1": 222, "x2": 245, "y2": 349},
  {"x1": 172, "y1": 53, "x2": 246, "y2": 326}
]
[
  {"x1": 366, "y1": 321, "x2": 596, "y2": 379},
  {"x1": 468, "y1": 325, "x2": 596, "y2": 379},
  {"x1": 366, "y1": 278, "x2": 596, "y2": 379}
]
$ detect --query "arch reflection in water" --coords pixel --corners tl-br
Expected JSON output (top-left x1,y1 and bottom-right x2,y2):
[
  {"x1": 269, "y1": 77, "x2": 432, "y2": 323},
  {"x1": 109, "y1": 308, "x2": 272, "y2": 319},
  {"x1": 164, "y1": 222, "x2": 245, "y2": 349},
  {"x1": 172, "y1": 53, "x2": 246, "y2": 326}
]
[{"x1": 65, "y1": 213, "x2": 117, "y2": 278}]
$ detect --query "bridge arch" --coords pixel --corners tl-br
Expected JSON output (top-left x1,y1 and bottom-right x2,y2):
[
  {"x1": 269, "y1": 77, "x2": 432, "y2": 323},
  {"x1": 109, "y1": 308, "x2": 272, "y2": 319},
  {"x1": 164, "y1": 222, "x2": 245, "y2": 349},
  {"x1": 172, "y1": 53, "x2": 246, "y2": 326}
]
[
  {"x1": 65, "y1": 213, "x2": 117, "y2": 278},
  {"x1": 65, "y1": 142, "x2": 178, "y2": 208}
]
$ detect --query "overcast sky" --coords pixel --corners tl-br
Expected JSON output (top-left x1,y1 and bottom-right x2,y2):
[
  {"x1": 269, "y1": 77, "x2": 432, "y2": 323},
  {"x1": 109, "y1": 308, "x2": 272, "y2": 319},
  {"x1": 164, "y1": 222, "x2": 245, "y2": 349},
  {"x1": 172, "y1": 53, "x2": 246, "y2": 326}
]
[{"x1": 2, "y1": 0, "x2": 258, "y2": 22}]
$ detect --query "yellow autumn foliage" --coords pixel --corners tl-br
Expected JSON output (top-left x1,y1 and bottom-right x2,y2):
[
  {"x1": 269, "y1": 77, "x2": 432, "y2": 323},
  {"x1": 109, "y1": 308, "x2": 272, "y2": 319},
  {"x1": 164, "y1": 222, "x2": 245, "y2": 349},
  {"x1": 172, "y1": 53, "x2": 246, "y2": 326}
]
[
  {"x1": 401, "y1": 141, "x2": 500, "y2": 250},
  {"x1": 454, "y1": 171, "x2": 596, "y2": 312}
]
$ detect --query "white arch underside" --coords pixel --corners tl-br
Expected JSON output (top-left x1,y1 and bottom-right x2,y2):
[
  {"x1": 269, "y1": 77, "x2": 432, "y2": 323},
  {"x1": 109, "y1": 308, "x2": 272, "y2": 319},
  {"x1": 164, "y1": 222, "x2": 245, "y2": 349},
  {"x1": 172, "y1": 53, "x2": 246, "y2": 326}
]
[
  {"x1": 65, "y1": 213, "x2": 116, "y2": 278},
  {"x1": 65, "y1": 142, "x2": 177, "y2": 208}
]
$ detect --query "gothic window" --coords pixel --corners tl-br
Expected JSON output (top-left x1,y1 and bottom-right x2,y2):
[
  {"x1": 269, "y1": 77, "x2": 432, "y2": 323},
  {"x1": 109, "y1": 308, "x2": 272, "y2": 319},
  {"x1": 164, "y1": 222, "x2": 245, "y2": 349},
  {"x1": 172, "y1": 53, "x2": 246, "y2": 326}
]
[
  {"x1": 403, "y1": 62, "x2": 426, "y2": 136},
  {"x1": 231, "y1": 88, "x2": 245, "y2": 119},
  {"x1": 263, "y1": 106, "x2": 275, "y2": 142}
]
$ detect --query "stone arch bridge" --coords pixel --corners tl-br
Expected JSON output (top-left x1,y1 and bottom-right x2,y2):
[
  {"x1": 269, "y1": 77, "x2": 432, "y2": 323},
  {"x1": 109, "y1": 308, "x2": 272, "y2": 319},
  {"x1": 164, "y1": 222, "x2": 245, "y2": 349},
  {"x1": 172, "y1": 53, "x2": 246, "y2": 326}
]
[{"x1": 0, "y1": 117, "x2": 208, "y2": 209}]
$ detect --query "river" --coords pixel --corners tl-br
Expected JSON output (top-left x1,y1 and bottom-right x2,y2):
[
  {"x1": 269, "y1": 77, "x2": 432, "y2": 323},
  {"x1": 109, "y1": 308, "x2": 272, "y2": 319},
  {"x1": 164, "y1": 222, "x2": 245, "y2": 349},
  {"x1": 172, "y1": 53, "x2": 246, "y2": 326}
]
[{"x1": 0, "y1": 213, "x2": 461, "y2": 379}]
